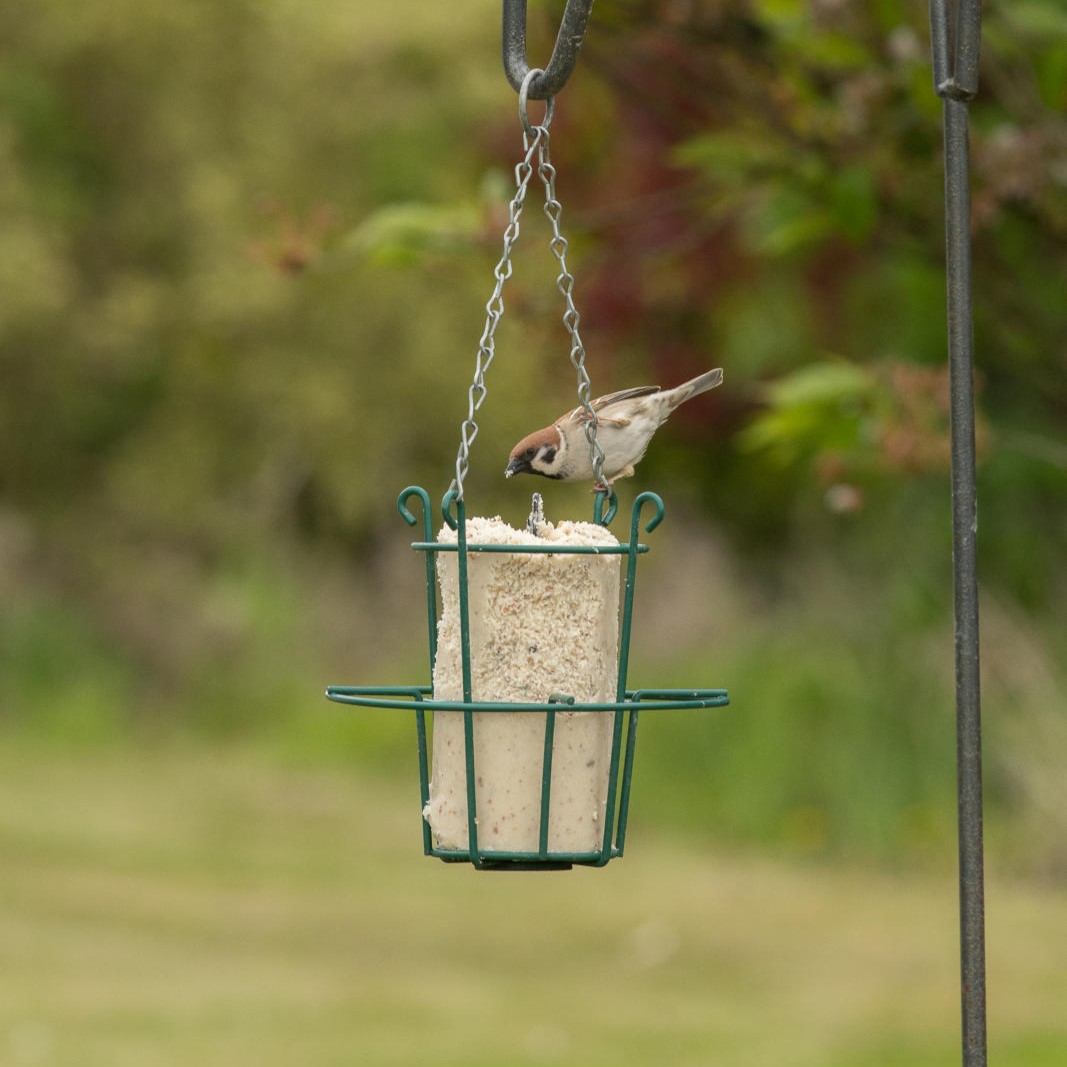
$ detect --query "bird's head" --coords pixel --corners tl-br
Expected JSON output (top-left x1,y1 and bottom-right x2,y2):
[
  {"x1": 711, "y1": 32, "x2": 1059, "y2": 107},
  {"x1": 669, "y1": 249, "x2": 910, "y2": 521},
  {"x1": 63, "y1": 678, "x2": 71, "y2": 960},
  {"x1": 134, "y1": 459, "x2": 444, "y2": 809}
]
[{"x1": 505, "y1": 426, "x2": 566, "y2": 480}]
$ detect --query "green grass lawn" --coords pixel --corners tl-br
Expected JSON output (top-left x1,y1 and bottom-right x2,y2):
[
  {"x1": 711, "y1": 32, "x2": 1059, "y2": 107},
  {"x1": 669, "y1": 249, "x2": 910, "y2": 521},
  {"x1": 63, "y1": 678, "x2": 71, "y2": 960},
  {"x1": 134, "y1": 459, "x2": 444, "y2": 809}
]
[{"x1": 1, "y1": 743, "x2": 1064, "y2": 1067}]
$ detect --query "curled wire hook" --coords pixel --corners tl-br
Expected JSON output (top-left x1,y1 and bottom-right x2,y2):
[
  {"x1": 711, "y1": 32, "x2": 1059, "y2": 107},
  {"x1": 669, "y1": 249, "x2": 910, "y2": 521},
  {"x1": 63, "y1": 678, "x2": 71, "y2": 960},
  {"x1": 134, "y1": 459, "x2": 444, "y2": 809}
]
[
  {"x1": 592, "y1": 488, "x2": 618, "y2": 527},
  {"x1": 397, "y1": 486, "x2": 434, "y2": 541},
  {"x1": 503, "y1": 0, "x2": 595, "y2": 99},
  {"x1": 629, "y1": 491, "x2": 666, "y2": 540},
  {"x1": 440, "y1": 488, "x2": 461, "y2": 531}
]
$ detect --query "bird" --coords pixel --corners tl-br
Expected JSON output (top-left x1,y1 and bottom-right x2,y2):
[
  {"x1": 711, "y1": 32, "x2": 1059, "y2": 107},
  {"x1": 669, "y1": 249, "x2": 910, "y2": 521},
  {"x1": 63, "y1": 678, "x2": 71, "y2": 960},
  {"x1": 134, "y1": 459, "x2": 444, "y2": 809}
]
[{"x1": 505, "y1": 367, "x2": 723, "y2": 489}]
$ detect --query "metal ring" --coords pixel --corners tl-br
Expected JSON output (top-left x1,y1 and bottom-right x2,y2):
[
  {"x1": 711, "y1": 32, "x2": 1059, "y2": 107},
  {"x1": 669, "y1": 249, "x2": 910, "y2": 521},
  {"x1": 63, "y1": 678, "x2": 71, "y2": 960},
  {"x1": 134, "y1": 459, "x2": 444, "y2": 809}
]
[{"x1": 519, "y1": 68, "x2": 555, "y2": 139}]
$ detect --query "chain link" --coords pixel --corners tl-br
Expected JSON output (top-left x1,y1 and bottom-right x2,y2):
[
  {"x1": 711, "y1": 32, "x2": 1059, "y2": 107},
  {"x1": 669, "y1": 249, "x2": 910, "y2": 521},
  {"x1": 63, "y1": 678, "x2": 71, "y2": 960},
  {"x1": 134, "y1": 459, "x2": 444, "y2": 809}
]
[
  {"x1": 451, "y1": 68, "x2": 603, "y2": 498},
  {"x1": 451, "y1": 125, "x2": 543, "y2": 498},
  {"x1": 536, "y1": 125, "x2": 605, "y2": 487}
]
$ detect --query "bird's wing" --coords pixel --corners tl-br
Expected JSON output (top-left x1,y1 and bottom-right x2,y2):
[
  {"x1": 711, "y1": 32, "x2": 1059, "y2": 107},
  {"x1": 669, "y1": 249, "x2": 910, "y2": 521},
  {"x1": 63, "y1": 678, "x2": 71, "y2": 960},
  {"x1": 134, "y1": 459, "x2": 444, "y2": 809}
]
[
  {"x1": 564, "y1": 386, "x2": 660, "y2": 427},
  {"x1": 593, "y1": 385, "x2": 661, "y2": 409}
]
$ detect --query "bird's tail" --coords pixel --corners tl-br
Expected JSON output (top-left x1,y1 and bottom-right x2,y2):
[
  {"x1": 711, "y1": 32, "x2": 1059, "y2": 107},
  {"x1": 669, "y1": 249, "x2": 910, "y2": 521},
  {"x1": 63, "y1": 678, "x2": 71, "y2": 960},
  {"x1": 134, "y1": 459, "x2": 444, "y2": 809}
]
[{"x1": 670, "y1": 367, "x2": 724, "y2": 407}]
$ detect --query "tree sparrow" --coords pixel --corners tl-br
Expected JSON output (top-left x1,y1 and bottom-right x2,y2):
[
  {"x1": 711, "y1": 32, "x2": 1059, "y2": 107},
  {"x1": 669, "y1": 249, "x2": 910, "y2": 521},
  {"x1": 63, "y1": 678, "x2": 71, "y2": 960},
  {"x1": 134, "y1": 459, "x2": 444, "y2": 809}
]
[{"x1": 505, "y1": 368, "x2": 723, "y2": 488}]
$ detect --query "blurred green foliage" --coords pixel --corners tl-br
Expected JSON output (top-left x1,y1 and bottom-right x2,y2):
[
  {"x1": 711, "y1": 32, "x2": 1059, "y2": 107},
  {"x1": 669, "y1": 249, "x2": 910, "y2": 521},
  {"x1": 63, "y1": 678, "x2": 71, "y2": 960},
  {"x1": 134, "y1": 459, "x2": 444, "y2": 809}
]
[{"x1": 1, "y1": 0, "x2": 1065, "y2": 866}]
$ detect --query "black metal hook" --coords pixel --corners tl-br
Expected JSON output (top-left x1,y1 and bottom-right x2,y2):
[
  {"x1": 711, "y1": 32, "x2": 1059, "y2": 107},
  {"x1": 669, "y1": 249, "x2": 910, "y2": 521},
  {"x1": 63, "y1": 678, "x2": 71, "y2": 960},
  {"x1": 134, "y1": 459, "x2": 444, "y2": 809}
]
[
  {"x1": 929, "y1": 0, "x2": 982, "y2": 100},
  {"x1": 502, "y1": 0, "x2": 595, "y2": 99}
]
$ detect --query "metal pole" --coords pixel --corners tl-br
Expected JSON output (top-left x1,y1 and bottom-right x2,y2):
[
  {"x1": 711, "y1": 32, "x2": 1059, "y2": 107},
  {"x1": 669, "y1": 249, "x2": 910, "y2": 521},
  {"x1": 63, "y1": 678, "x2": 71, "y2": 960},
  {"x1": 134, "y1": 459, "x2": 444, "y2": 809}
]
[
  {"x1": 944, "y1": 94, "x2": 987, "y2": 1067},
  {"x1": 929, "y1": 2, "x2": 987, "y2": 1064}
]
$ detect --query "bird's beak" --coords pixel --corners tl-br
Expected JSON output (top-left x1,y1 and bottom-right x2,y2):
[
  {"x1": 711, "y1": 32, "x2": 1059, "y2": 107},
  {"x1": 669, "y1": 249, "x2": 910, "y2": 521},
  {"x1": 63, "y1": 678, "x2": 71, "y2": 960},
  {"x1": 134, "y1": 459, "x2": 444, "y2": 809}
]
[{"x1": 505, "y1": 455, "x2": 530, "y2": 479}]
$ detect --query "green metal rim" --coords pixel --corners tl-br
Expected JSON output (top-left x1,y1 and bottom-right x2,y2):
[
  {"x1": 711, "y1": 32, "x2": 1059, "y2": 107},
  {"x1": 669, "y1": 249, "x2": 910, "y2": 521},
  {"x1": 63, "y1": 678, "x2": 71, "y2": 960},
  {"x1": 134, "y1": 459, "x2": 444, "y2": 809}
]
[
  {"x1": 430, "y1": 846, "x2": 618, "y2": 869},
  {"x1": 410, "y1": 541, "x2": 650, "y2": 555},
  {"x1": 325, "y1": 685, "x2": 730, "y2": 712}
]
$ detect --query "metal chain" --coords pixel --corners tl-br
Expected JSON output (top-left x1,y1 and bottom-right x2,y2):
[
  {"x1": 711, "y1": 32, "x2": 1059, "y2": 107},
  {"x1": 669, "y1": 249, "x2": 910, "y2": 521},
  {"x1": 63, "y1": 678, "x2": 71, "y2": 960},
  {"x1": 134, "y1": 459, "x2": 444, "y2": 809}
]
[
  {"x1": 451, "y1": 67, "x2": 603, "y2": 497},
  {"x1": 451, "y1": 121, "x2": 544, "y2": 499},
  {"x1": 536, "y1": 123, "x2": 605, "y2": 487}
]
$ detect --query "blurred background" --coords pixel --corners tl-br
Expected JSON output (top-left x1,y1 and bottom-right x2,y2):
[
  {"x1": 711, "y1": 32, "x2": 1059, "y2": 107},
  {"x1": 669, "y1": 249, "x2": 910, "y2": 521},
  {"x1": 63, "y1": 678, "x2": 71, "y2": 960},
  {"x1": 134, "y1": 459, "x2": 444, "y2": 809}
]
[{"x1": 1, "y1": 1, "x2": 1065, "y2": 1064}]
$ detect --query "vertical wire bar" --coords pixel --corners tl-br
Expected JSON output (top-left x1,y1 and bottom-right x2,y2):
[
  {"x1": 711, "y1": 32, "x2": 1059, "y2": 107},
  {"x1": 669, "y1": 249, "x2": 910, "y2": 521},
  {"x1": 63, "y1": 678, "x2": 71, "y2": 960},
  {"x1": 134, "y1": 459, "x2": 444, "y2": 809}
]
[
  {"x1": 456, "y1": 499, "x2": 481, "y2": 864},
  {"x1": 539, "y1": 709, "x2": 557, "y2": 855},
  {"x1": 415, "y1": 696, "x2": 433, "y2": 855},
  {"x1": 616, "y1": 528, "x2": 642, "y2": 703},
  {"x1": 423, "y1": 550, "x2": 438, "y2": 673},
  {"x1": 422, "y1": 537, "x2": 439, "y2": 857},
  {"x1": 397, "y1": 487, "x2": 438, "y2": 675},
  {"x1": 597, "y1": 710, "x2": 625, "y2": 865},
  {"x1": 398, "y1": 487, "x2": 438, "y2": 857},
  {"x1": 942, "y1": 94, "x2": 988, "y2": 1067},
  {"x1": 613, "y1": 709, "x2": 639, "y2": 855},
  {"x1": 601, "y1": 514, "x2": 644, "y2": 857},
  {"x1": 456, "y1": 498, "x2": 473, "y2": 705}
]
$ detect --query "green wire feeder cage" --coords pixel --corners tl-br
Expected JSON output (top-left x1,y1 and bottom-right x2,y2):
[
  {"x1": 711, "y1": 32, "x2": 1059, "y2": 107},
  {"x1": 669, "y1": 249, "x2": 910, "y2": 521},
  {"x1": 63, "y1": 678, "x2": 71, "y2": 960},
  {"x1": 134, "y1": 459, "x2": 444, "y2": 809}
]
[{"x1": 325, "y1": 71, "x2": 729, "y2": 871}]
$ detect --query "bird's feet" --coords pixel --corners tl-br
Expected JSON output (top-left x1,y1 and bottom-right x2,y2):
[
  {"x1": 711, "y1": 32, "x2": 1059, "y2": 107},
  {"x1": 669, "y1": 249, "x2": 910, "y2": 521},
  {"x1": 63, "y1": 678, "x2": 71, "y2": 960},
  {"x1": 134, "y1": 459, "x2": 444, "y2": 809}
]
[{"x1": 592, "y1": 465, "x2": 632, "y2": 493}]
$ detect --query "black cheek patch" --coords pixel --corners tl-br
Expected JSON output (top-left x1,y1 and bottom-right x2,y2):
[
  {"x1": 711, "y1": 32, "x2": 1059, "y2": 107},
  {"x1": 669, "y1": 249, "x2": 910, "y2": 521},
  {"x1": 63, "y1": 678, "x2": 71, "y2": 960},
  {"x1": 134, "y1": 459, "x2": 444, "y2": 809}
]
[{"x1": 541, "y1": 448, "x2": 557, "y2": 464}]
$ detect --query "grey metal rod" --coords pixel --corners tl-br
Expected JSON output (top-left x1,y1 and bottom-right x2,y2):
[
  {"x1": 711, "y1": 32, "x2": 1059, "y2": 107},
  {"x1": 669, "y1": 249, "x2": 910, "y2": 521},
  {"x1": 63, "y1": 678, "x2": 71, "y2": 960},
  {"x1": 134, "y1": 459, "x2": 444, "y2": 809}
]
[
  {"x1": 953, "y1": 0, "x2": 983, "y2": 96},
  {"x1": 942, "y1": 92, "x2": 988, "y2": 1067},
  {"x1": 930, "y1": 0, "x2": 982, "y2": 99},
  {"x1": 929, "y1": 0, "x2": 951, "y2": 88},
  {"x1": 930, "y1": 3, "x2": 988, "y2": 1061}
]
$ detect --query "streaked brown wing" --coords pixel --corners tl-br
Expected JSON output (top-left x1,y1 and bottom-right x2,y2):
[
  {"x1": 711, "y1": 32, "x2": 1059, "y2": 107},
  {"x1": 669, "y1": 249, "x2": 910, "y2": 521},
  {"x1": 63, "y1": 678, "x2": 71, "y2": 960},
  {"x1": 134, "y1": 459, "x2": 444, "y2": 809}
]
[
  {"x1": 592, "y1": 385, "x2": 660, "y2": 409},
  {"x1": 564, "y1": 385, "x2": 660, "y2": 426}
]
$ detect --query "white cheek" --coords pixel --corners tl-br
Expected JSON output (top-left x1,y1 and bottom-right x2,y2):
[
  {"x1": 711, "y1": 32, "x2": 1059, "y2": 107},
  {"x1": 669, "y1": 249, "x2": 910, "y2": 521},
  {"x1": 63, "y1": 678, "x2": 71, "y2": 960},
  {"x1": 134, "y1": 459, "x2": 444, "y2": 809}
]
[{"x1": 531, "y1": 440, "x2": 564, "y2": 476}]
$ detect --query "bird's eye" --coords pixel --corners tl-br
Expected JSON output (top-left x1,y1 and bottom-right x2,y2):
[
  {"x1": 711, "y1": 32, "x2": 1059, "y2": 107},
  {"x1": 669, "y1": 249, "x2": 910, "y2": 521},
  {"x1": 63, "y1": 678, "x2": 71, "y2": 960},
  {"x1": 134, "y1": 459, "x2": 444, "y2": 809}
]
[{"x1": 525, "y1": 447, "x2": 536, "y2": 459}]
